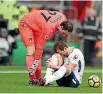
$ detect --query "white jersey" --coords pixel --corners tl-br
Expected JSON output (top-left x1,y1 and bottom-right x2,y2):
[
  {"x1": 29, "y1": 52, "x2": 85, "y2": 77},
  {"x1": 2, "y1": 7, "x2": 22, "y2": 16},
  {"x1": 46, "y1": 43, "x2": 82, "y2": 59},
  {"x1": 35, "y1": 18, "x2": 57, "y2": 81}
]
[
  {"x1": 64, "y1": 48, "x2": 85, "y2": 84},
  {"x1": 51, "y1": 55, "x2": 58, "y2": 65},
  {"x1": 44, "y1": 54, "x2": 59, "y2": 79}
]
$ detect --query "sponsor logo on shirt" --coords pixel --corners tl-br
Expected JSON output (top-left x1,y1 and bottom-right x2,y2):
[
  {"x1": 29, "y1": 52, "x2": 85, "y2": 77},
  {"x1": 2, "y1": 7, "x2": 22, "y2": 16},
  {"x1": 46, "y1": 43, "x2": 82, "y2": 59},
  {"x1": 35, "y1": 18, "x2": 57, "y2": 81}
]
[
  {"x1": 29, "y1": 38, "x2": 32, "y2": 42},
  {"x1": 45, "y1": 35, "x2": 50, "y2": 40}
]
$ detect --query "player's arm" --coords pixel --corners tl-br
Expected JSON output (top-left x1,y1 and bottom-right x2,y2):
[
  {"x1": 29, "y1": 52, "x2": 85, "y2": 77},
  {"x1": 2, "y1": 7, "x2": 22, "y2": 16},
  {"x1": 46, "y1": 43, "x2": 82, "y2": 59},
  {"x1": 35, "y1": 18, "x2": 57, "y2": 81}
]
[
  {"x1": 34, "y1": 27, "x2": 53, "y2": 60},
  {"x1": 64, "y1": 54, "x2": 79, "y2": 76},
  {"x1": 46, "y1": 59, "x2": 60, "y2": 70},
  {"x1": 64, "y1": 63, "x2": 76, "y2": 77},
  {"x1": 47, "y1": 53, "x2": 63, "y2": 70},
  {"x1": 33, "y1": 27, "x2": 53, "y2": 71}
]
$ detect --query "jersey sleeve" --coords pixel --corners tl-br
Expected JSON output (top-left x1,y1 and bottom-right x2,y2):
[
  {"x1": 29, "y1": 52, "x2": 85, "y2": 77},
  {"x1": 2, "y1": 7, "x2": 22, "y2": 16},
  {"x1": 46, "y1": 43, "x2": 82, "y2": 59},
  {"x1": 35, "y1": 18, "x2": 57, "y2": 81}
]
[
  {"x1": 51, "y1": 54, "x2": 58, "y2": 65},
  {"x1": 34, "y1": 27, "x2": 53, "y2": 60}
]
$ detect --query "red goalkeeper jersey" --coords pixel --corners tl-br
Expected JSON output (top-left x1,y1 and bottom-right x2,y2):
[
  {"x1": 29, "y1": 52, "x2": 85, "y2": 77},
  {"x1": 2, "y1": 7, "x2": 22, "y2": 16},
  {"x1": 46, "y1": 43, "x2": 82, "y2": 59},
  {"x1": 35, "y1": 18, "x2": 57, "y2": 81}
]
[{"x1": 18, "y1": 10, "x2": 67, "y2": 60}]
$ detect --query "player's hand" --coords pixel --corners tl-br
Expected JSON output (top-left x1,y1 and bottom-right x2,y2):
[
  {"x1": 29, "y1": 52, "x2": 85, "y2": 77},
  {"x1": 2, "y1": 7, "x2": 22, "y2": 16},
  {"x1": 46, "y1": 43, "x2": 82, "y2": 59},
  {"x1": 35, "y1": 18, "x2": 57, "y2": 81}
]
[
  {"x1": 28, "y1": 60, "x2": 39, "y2": 75},
  {"x1": 64, "y1": 71, "x2": 69, "y2": 77},
  {"x1": 46, "y1": 58, "x2": 55, "y2": 68},
  {"x1": 46, "y1": 58, "x2": 52, "y2": 63},
  {"x1": 47, "y1": 61, "x2": 54, "y2": 68},
  {"x1": 47, "y1": 60, "x2": 60, "y2": 70}
]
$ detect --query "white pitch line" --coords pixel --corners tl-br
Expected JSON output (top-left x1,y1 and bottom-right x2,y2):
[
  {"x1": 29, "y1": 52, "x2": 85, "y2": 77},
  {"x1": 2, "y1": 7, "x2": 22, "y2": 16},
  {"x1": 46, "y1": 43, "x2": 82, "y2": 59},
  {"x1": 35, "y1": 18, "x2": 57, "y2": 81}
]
[{"x1": 0, "y1": 70, "x2": 102, "y2": 73}]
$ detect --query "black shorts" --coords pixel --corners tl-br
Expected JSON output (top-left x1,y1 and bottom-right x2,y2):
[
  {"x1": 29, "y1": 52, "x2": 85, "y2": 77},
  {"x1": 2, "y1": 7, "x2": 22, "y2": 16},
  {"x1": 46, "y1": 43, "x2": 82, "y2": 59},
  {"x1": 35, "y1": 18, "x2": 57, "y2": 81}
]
[{"x1": 56, "y1": 72, "x2": 80, "y2": 88}]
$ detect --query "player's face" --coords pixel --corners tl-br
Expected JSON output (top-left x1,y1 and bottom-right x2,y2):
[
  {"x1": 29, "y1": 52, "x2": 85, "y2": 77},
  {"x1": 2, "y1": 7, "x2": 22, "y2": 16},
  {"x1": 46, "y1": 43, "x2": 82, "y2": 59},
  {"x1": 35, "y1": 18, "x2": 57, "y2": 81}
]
[
  {"x1": 58, "y1": 26, "x2": 68, "y2": 37},
  {"x1": 57, "y1": 47, "x2": 68, "y2": 57}
]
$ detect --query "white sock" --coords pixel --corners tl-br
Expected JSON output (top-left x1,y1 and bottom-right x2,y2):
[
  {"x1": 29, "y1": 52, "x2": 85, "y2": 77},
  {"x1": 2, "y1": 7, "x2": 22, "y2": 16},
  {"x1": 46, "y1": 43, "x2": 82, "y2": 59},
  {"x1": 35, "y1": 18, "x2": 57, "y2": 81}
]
[{"x1": 45, "y1": 66, "x2": 67, "y2": 84}]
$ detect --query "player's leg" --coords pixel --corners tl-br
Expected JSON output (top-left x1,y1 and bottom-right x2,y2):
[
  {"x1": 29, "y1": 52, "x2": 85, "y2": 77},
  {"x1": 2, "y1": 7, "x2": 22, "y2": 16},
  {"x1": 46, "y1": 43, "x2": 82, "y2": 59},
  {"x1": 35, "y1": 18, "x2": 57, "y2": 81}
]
[
  {"x1": 26, "y1": 45, "x2": 36, "y2": 82},
  {"x1": 18, "y1": 20, "x2": 36, "y2": 84},
  {"x1": 35, "y1": 59, "x2": 42, "y2": 79},
  {"x1": 56, "y1": 77, "x2": 64, "y2": 86},
  {"x1": 33, "y1": 35, "x2": 43, "y2": 83},
  {"x1": 42, "y1": 67, "x2": 55, "y2": 86},
  {"x1": 63, "y1": 72, "x2": 80, "y2": 88},
  {"x1": 44, "y1": 55, "x2": 58, "y2": 80},
  {"x1": 44, "y1": 54, "x2": 60, "y2": 85},
  {"x1": 45, "y1": 66, "x2": 67, "y2": 85},
  {"x1": 44, "y1": 68, "x2": 55, "y2": 80}
]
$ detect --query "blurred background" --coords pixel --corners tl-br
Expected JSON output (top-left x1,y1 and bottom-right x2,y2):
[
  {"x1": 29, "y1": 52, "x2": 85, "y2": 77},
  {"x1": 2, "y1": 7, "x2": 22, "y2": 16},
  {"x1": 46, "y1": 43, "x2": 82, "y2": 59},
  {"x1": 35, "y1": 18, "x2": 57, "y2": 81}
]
[{"x1": 0, "y1": 0, "x2": 102, "y2": 67}]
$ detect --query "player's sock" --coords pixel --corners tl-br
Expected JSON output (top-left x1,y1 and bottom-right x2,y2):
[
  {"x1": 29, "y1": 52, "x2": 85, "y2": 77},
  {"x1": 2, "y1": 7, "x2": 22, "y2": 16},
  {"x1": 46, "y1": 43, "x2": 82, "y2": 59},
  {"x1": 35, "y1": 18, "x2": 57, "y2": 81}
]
[
  {"x1": 35, "y1": 60, "x2": 41, "y2": 79},
  {"x1": 26, "y1": 55, "x2": 35, "y2": 81},
  {"x1": 29, "y1": 73, "x2": 35, "y2": 81},
  {"x1": 45, "y1": 66, "x2": 67, "y2": 84}
]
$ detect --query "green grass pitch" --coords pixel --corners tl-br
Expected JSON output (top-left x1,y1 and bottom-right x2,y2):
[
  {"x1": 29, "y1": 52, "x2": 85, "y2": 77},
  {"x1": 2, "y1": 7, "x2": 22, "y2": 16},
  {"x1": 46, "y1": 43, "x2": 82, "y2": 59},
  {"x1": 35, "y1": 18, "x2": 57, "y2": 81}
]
[{"x1": 0, "y1": 66, "x2": 102, "y2": 93}]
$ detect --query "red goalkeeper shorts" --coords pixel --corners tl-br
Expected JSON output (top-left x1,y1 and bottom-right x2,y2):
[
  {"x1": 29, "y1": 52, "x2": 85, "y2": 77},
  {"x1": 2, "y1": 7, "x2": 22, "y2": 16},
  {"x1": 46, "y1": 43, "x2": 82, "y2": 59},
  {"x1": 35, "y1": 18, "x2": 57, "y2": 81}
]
[{"x1": 18, "y1": 17, "x2": 40, "y2": 46}]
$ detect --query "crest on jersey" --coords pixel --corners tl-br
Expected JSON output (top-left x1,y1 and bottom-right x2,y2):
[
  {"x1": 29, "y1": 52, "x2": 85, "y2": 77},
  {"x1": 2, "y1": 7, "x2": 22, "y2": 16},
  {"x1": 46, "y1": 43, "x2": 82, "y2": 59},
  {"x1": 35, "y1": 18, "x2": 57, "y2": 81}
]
[
  {"x1": 45, "y1": 35, "x2": 49, "y2": 40},
  {"x1": 73, "y1": 55, "x2": 78, "y2": 60},
  {"x1": 29, "y1": 38, "x2": 32, "y2": 42}
]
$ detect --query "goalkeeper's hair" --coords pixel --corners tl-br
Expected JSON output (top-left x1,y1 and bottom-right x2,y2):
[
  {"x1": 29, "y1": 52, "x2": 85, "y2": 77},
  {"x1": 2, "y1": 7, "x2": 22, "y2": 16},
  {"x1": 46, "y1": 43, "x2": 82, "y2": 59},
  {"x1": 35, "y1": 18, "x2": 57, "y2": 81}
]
[
  {"x1": 53, "y1": 40, "x2": 68, "y2": 53},
  {"x1": 60, "y1": 21, "x2": 73, "y2": 32}
]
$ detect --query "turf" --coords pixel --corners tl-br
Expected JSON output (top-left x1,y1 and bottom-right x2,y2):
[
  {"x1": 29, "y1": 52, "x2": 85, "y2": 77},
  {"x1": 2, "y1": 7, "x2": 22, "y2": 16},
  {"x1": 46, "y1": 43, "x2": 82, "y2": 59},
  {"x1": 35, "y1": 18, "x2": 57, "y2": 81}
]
[{"x1": 0, "y1": 66, "x2": 102, "y2": 93}]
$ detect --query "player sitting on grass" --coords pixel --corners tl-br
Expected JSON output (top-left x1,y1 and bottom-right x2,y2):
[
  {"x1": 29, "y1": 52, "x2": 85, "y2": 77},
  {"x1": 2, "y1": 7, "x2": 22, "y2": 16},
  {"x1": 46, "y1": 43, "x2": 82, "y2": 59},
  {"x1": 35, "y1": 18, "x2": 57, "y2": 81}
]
[{"x1": 43, "y1": 41, "x2": 85, "y2": 88}]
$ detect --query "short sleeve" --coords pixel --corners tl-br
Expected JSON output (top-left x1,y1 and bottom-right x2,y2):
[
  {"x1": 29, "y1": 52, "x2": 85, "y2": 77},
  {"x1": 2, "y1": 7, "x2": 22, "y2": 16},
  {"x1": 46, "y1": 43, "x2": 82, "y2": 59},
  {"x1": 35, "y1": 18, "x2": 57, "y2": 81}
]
[{"x1": 51, "y1": 54, "x2": 58, "y2": 65}]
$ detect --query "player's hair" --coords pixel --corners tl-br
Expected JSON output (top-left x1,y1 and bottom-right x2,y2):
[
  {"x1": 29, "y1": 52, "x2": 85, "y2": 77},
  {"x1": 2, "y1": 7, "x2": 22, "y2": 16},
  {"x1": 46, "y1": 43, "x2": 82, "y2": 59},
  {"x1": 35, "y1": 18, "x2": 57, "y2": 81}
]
[
  {"x1": 53, "y1": 40, "x2": 68, "y2": 53},
  {"x1": 60, "y1": 21, "x2": 73, "y2": 32}
]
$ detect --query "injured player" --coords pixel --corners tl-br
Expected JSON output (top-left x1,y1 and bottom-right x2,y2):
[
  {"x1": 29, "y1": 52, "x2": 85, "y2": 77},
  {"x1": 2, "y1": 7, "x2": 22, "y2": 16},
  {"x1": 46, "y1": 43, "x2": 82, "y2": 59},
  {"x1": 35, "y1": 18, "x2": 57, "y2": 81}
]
[{"x1": 43, "y1": 40, "x2": 85, "y2": 88}]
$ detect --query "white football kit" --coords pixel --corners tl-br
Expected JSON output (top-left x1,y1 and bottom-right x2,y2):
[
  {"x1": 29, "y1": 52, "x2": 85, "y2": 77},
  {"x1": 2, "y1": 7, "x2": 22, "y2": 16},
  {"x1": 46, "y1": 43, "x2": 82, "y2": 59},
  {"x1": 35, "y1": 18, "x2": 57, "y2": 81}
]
[
  {"x1": 64, "y1": 48, "x2": 85, "y2": 84},
  {"x1": 44, "y1": 48, "x2": 85, "y2": 86}
]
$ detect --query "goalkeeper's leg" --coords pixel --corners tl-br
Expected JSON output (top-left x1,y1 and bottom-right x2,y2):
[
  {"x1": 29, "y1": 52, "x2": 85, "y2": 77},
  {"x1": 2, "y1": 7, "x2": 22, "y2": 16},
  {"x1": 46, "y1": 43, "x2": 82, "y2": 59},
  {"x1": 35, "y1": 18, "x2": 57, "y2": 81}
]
[
  {"x1": 26, "y1": 56, "x2": 39, "y2": 81},
  {"x1": 26, "y1": 55, "x2": 35, "y2": 81},
  {"x1": 18, "y1": 20, "x2": 39, "y2": 84},
  {"x1": 26, "y1": 45, "x2": 40, "y2": 84},
  {"x1": 35, "y1": 59, "x2": 42, "y2": 79}
]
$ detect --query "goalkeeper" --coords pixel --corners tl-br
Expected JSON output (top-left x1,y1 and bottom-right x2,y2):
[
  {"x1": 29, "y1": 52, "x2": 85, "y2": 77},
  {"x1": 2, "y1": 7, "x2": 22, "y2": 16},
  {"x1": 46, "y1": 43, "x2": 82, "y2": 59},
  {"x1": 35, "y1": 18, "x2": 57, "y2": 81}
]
[
  {"x1": 43, "y1": 41, "x2": 85, "y2": 88},
  {"x1": 18, "y1": 10, "x2": 73, "y2": 85}
]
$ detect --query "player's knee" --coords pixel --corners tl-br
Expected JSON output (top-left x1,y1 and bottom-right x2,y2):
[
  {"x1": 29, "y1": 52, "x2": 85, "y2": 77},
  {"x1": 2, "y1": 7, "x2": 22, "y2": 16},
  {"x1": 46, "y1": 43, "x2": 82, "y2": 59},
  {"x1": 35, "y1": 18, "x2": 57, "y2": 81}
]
[{"x1": 27, "y1": 45, "x2": 35, "y2": 56}]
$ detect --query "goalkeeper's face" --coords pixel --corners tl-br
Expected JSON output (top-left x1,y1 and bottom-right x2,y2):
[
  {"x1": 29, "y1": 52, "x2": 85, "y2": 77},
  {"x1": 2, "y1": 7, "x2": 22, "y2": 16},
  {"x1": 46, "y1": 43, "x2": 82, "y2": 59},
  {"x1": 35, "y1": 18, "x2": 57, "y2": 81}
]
[{"x1": 58, "y1": 26, "x2": 68, "y2": 37}]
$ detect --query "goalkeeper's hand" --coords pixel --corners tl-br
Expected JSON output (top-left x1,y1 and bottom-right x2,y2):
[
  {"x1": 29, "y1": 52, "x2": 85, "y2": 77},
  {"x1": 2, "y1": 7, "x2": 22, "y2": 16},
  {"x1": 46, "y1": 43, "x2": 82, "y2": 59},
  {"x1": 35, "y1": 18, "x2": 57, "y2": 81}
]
[{"x1": 28, "y1": 60, "x2": 39, "y2": 75}]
